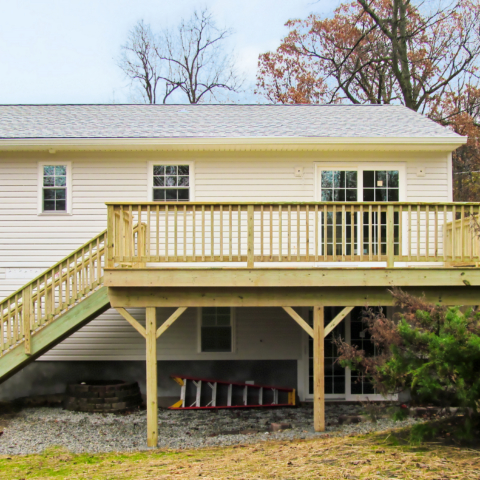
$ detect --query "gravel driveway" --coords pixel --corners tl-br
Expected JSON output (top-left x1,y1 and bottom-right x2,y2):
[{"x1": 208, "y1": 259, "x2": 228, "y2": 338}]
[{"x1": 0, "y1": 404, "x2": 420, "y2": 455}]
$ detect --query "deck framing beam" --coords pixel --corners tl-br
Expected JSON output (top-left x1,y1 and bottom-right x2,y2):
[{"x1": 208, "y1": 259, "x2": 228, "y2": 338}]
[
  {"x1": 108, "y1": 286, "x2": 480, "y2": 308},
  {"x1": 324, "y1": 307, "x2": 354, "y2": 337},
  {"x1": 156, "y1": 307, "x2": 188, "y2": 339},
  {"x1": 282, "y1": 307, "x2": 314, "y2": 337},
  {"x1": 115, "y1": 308, "x2": 146, "y2": 338},
  {"x1": 104, "y1": 267, "x2": 480, "y2": 289}
]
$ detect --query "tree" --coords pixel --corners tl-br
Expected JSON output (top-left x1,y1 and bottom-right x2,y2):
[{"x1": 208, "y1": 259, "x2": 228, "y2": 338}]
[
  {"x1": 430, "y1": 84, "x2": 480, "y2": 200},
  {"x1": 256, "y1": 0, "x2": 480, "y2": 112},
  {"x1": 256, "y1": 2, "x2": 399, "y2": 105},
  {"x1": 119, "y1": 21, "x2": 161, "y2": 104},
  {"x1": 335, "y1": 289, "x2": 480, "y2": 420},
  {"x1": 119, "y1": 9, "x2": 241, "y2": 104}
]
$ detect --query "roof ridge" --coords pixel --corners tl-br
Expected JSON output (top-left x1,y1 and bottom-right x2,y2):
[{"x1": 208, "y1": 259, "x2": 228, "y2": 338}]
[{"x1": 0, "y1": 103, "x2": 402, "y2": 107}]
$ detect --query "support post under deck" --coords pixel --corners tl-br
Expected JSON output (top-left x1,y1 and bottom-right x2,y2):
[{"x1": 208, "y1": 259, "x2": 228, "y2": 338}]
[
  {"x1": 313, "y1": 305, "x2": 325, "y2": 432},
  {"x1": 146, "y1": 307, "x2": 158, "y2": 447}
]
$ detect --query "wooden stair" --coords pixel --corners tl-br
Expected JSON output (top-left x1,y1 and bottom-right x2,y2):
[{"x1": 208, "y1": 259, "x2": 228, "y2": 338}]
[{"x1": 0, "y1": 231, "x2": 110, "y2": 383}]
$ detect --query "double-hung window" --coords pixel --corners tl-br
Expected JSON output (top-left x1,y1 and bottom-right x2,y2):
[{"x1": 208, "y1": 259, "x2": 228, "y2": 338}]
[
  {"x1": 200, "y1": 307, "x2": 233, "y2": 353},
  {"x1": 152, "y1": 164, "x2": 190, "y2": 201},
  {"x1": 39, "y1": 163, "x2": 71, "y2": 214}
]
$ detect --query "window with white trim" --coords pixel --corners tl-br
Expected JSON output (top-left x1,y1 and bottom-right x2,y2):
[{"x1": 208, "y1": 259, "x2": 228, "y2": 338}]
[
  {"x1": 42, "y1": 165, "x2": 67, "y2": 212},
  {"x1": 153, "y1": 164, "x2": 190, "y2": 201},
  {"x1": 200, "y1": 307, "x2": 233, "y2": 352}
]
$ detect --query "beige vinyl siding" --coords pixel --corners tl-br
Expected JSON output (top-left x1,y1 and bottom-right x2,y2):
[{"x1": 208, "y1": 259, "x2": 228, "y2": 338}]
[
  {"x1": 195, "y1": 158, "x2": 314, "y2": 202},
  {"x1": 41, "y1": 307, "x2": 302, "y2": 361},
  {"x1": 406, "y1": 162, "x2": 450, "y2": 201},
  {"x1": 0, "y1": 148, "x2": 451, "y2": 360}
]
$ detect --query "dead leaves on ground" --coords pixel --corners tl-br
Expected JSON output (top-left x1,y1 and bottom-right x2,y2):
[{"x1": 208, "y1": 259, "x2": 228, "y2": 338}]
[{"x1": 1, "y1": 432, "x2": 480, "y2": 479}]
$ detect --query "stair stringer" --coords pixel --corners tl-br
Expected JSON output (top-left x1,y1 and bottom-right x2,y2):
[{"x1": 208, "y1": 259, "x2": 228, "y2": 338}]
[{"x1": 0, "y1": 286, "x2": 110, "y2": 384}]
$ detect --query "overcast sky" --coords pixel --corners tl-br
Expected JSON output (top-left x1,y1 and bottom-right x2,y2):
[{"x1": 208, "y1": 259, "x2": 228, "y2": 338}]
[{"x1": 0, "y1": 0, "x2": 338, "y2": 104}]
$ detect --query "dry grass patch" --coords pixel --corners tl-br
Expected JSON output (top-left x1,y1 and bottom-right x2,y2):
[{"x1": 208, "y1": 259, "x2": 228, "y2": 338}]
[{"x1": 0, "y1": 430, "x2": 479, "y2": 479}]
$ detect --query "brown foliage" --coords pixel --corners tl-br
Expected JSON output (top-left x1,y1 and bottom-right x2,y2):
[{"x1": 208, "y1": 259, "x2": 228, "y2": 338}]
[
  {"x1": 335, "y1": 288, "x2": 480, "y2": 399},
  {"x1": 256, "y1": 0, "x2": 480, "y2": 110},
  {"x1": 431, "y1": 85, "x2": 480, "y2": 200},
  {"x1": 335, "y1": 302, "x2": 401, "y2": 396},
  {"x1": 335, "y1": 288, "x2": 449, "y2": 396}
]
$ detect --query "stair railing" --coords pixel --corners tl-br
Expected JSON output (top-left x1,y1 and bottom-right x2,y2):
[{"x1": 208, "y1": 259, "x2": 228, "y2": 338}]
[{"x1": 0, "y1": 230, "x2": 107, "y2": 357}]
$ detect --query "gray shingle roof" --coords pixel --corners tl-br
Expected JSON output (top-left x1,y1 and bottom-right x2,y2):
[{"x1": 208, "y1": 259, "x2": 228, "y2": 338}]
[{"x1": 0, "y1": 104, "x2": 461, "y2": 139}]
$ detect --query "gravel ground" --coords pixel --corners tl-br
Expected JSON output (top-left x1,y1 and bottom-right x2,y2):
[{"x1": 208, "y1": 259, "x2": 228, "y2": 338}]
[{"x1": 0, "y1": 404, "x2": 422, "y2": 455}]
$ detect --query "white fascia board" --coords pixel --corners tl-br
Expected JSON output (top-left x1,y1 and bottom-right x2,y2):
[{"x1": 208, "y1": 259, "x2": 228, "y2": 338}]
[{"x1": 0, "y1": 135, "x2": 467, "y2": 152}]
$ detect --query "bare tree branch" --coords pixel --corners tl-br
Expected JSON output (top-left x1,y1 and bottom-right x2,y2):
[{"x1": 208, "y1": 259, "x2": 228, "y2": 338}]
[
  {"x1": 118, "y1": 21, "x2": 162, "y2": 104},
  {"x1": 118, "y1": 9, "x2": 241, "y2": 104}
]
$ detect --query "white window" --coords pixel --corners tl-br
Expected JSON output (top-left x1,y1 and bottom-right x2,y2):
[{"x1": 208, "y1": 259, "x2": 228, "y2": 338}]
[
  {"x1": 199, "y1": 307, "x2": 234, "y2": 353},
  {"x1": 38, "y1": 162, "x2": 72, "y2": 214},
  {"x1": 148, "y1": 161, "x2": 195, "y2": 201}
]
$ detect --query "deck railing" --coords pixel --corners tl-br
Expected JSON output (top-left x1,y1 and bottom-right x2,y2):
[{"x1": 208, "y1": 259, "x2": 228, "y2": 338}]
[
  {"x1": 0, "y1": 231, "x2": 106, "y2": 357},
  {"x1": 106, "y1": 202, "x2": 480, "y2": 268}
]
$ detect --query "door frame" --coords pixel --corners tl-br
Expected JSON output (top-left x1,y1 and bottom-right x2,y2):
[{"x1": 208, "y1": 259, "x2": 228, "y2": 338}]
[
  {"x1": 300, "y1": 306, "x2": 398, "y2": 402},
  {"x1": 301, "y1": 307, "x2": 350, "y2": 402}
]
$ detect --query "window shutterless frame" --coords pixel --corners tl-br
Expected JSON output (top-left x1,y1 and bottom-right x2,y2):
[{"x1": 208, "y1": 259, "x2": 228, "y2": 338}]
[
  {"x1": 147, "y1": 160, "x2": 195, "y2": 201},
  {"x1": 196, "y1": 307, "x2": 236, "y2": 354},
  {"x1": 37, "y1": 161, "x2": 72, "y2": 215}
]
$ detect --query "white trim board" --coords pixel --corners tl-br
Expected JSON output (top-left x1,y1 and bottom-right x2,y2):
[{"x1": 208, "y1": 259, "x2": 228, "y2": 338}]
[
  {"x1": 37, "y1": 160, "x2": 72, "y2": 215},
  {"x1": 0, "y1": 136, "x2": 466, "y2": 153}
]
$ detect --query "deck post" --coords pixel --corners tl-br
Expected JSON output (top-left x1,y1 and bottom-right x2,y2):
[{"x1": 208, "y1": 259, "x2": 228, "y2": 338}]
[
  {"x1": 313, "y1": 305, "x2": 325, "y2": 432},
  {"x1": 146, "y1": 307, "x2": 158, "y2": 447}
]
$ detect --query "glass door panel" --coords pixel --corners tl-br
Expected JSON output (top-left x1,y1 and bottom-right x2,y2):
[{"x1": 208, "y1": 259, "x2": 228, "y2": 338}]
[
  {"x1": 363, "y1": 170, "x2": 399, "y2": 202},
  {"x1": 324, "y1": 211, "x2": 357, "y2": 256},
  {"x1": 349, "y1": 306, "x2": 386, "y2": 395},
  {"x1": 320, "y1": 170, "x2": 357, "y2": 256},
  {"x1": 321, "y1": 171, "x2": 358, "y2": 201},
  {"x1": 362, "y1": 170, "x2": 400, "y2": 256},
  {"x1": 362, "y1": 211, "x2": 400, "y2": 256},
  {"x1": 308, "y1": 307, "x2": 346, "y2": 396}
]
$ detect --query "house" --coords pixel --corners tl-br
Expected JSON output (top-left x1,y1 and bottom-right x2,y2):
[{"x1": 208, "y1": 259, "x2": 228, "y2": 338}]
[{"x1": 0, "y1": 103, "x2": 478, "y2": 447}]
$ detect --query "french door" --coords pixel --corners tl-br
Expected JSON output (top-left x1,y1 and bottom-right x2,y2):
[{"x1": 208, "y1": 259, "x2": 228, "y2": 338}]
[
  {"x1": 303, "y1": 306, "x2": 392, "y2": 401},
  {"x1": 317, "y1": 167, "x2": 402, "y2": 258},
  {"x1": 306, "y1": 307, "x2": 347, "y2": 400}
]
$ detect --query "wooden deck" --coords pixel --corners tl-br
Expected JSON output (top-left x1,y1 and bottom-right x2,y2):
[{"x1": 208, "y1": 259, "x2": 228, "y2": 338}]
[
  {"x1": 101, "y1": 201, "x2": 480, "y2": 446},
  {"x1": 3, "y1": 201, "x2": 480, "y2": 449}
]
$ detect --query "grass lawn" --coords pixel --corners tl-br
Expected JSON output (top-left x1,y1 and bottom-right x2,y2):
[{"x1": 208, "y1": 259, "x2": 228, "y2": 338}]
[{"x1": 0, "y1": 429, "x2": 479, "y2": 480}]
